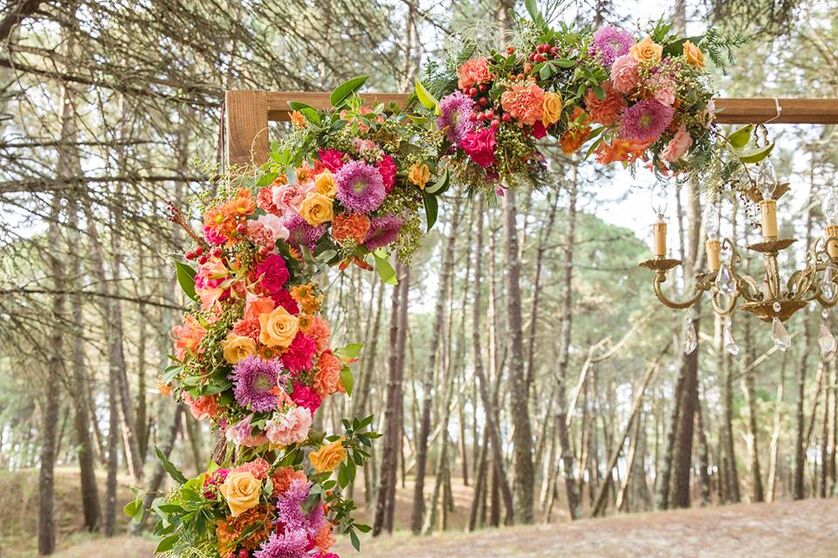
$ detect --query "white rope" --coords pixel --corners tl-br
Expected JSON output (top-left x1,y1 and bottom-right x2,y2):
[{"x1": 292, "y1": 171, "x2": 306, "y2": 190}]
[{"x1": 762, "y1": 97, "x2": 783, "y2": 125}]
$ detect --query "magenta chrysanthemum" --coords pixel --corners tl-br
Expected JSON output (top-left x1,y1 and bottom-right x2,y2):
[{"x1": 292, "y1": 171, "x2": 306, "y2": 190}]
[
  {"x1": 276, "y1": 478, "x2": 310, "y2": 531},
  {"x1": 230, "y1": 356, "x2": 284, "y2": 412},
  {"x1": 589, "y1": 25, "x2": 634, "y2": 68},
  {"x1": 438, "y1": 91, "x2": 476, "y2": 144},
  {"x1": 363, "y1": 215, "x2": 404, "y2": 250},
  {"x1": 335, "y1": 160, "x2": 386, "y2": 214},
  {"x1": 254, "y1": 530, "x2": 308, "y2": 558},
  {"x1": 283, "y1": 214, "x2": 326, "y2": 249},
  {"x1": 618, "y1": 99, "x2": 674, "y2": 142}
]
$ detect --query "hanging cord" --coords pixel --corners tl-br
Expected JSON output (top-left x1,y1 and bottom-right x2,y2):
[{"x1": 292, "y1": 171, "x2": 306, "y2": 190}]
[{"x1": 761, "y1": 97, "x2": 783, "y2": 125}]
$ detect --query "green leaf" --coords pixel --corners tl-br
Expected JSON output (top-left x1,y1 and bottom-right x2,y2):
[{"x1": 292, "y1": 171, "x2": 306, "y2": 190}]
[
  {"x1": 727, "y1": 124, "x2": 753, "y2": 149},
  {"x1": 156, "y1": 534, "x2": 179, "y2": 554},
  {"x1": 335, "y1": 342, "x2": 364, "y2": 360},
  {"x1": 256, "y1": 171, "x2": 278, "y2": 187},
  {"x1": 556, "y1": 58, "x2": 576, "y2": 68},
  {"x1": 174, "y1": 261, "x2": 198, "y2": 302},
  {"x1": 340, "y1": 365, "x2": 354, "y2": 396},
  {"x1": 524, "y1": 0, "x2": 546, "y2": 28},
  {"x1": 423, "y1": 191, "x2": 438, "y2": 231},
  {"x1": 154, "y1": 446, "x2": 187, "y2": 485},
  {"x1": 538, "y1": 63, "x2": 552, "y2": 80},
  {"x1": 355, "y1": 523, "x2": 372, "y2": 533},
  {"x1": 337, "y1": 463, "x2": 349, "y2": 488},
  {"x1": 738, "y1": 142, "x2": 774, "y2": 164},
  {"x1": 373, "y1": 250, "x2": 398, "y2": 286},
  {"x1": 350, "y1": 529, "x2": 361, "y2": 552},
  {"x1": 330, "y1": 76, "x2": 368, "y2": 108},
  {"x1": 424, "y1": 168, "x2": 450, "y2": 195},
  {"x1": 287, "y1": 101, "x2": 322, "y2": 125},
  {"x1": 593, "y1": 86, "x2": 606, "y2": 100},
  {"x1": 414, "y1": 79, "x2": 439, "y2": 114},
  {"x1": 123, "y1": 497, "x2": 142, "y2": 519}
]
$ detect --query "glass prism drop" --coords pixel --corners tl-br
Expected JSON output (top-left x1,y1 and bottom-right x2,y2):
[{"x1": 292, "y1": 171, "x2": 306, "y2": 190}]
[
  {"x1": 684, "y1": 321, "x2": 697, "y2": 355},
  {"x1": 715, "y1": 264, "x2": 735, "y2": 295},
  {"x1": 723, "y1": 323, "x2": 739, "y2": 356},
  {"x1": 772, "y1": 317, "x2": 791, "y2": 352},
  {"x1": 818, "y1": 323, "x2": 836, "y2": 354},
  {"x1": 824, "y1": 266, "x2": 835, "y2": 299}
]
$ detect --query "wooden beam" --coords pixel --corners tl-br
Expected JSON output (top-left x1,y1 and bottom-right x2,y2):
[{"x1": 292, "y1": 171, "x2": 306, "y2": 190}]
[
  {"x1": 225, "y1": 91, "x2": 269, "y2": 166},
  {"x1": 260, "y1": 91, "x2": 838, "y2": 125}
]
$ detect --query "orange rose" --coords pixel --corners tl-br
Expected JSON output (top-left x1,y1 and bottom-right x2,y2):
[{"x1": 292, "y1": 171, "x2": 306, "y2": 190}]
[
  {"x1": 683, "y1": 40, "x2": 704, "y2": 67},
  {"x1": 629, "y1": 36, "x2": 663, "y2": 65},
  {"x1": 407, "y1": 163, "x2": 431, "y2": 189},
  {"x1": 258, "y1": 306, "x2": 299, "y2": 348},
  {"x1": 309, "y1": 438, "x2": 347, "y2": 473},
  {"x1": 218, "y1": 471, "x2": 262, "y2": 517}
]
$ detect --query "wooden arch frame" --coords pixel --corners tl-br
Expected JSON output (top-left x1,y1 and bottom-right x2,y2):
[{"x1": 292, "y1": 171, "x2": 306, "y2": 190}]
[{"x1": 224, "y1": 90, "x2": 838, "y2": 166}]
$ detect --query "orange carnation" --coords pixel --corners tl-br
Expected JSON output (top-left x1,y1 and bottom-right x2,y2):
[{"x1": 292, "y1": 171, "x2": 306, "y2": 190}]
[
  {"x1": 457, "y1": 57, "x2": 493, "y2": 90},
  {"x1": 584, "y1": 81, "x2": 625, "y2": 126},
  {"x1": 314, "y1": 350, "x2": 343, "y2": 397},
  {"x1": 332, "y1": 212, "x2": 371, "y2": 245},
  {"x1": 302, "y1": 314, "x2": 331, "y2": 353},
  {"x1": 270, "y1": 467, "x2": 307, "y2": 497},
  {"x1": 500, "y1": 81, "x2": 545, "y2": 126}
]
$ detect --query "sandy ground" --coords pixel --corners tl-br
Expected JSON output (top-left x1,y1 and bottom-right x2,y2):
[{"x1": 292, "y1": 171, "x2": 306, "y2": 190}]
[{"x1": 43, "y1": 498, "x2": 838, "y2": 558}]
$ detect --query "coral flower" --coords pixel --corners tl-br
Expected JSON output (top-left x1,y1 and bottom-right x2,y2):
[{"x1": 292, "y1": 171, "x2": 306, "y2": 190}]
[
  {"x1": 610, "y1": 54, "x2": 640, "y2": 94},
  {"x1": 457, "y1": 57, "x2": 493, "y2": 90},
  {"x1": 500, "y1": 82, "x2": 544, "y2": 126},
  {"x1": 314, "y1": 350, "x2": 343, "y2": 397},
  {"x1": 171, "y1": 314, "x2": 205, "y2": 360},
  {"x1": 559, "y1": 108, "x2": 592, "y2": 154},
  {"x1": 661, "y1": 123, "x2": 694, "y2": 162},
  {"x1": 332, "y1": 212, "x2": 371, "y2": 245},
  {"x1": 594, "y1": 138, "x2": 651, "y2": 165},
  {"x1": 584, "y1": 81, "x2": 625, "y2": 126}
]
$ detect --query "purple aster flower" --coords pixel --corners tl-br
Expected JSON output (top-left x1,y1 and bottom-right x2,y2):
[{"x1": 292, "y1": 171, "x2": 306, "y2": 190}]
[
  {"x1": 335, "y1": 160, "x2": 386, "y2": 214},
  {"x1": 589, "y1": 25, "x2": 634, "y2": 68},
  {"x1": 437, "y1": 91, "x2": 476, "y2": 144},
  {"x1": 618, "y1": 99, "x2": 675, "y2": 143},
  {"x1": 276, "y1": 479, "x2": 310, "y2": 531},
  {"x1": 283, "y1": 214, "x2": 326, "y2": 249},
  {"x1": 363, "y1": 215, "x2": 404, "y2": 251},
  {"x1": 230, "y1": 356, "x2": 284, "y2": 412},
  {"x1": 254, "y1": 530, "x2": 308, "y2": 558}
]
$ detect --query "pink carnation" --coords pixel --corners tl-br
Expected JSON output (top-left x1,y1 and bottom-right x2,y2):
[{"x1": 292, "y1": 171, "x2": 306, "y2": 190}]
[
  {"x1": 610, "y1": 54, "x2": 639, "y2": 94},
  {"x1": 661, "y1": 123, "x2": 693, "y2": 163},
  {"x1": 648, "y1": 73, "x2": 676, "y2": 106},
  {"x1": 247, "y1": 214, "x2": 289, "y2": 246},
  {"x1": 291, "y1": 384, "x2": 322, "y2": 414},
  {"x1": 271, "y1": 289, "x2": 300, "y2": 315},
  {"x1": 235, "y1": 457, "x2": 270, "y2": 480},
  {"x1": 318, "y1": 149, "x2": 345, "y2": 172},
  {"x1": 457, "y1": 57, "x2": 493, "y2": 91},
  {"x1": 281, "y1": 333, "x2": 317, "y2": 374},
  {"x1": 257, "y1": 186, "x2": 282, "y2": 215},
  {"x1": 377, "y1": 155, "x2": 397, "y2": 193},
  {"x1": 252, "y1": 254, "x2": 289, "y2": 295},
  {"x1": 459, "y1": 127, "x2": 496, "y2": 168},
  {"x1": 265, "y1": 406, "x2": 313, "y2": 446}
]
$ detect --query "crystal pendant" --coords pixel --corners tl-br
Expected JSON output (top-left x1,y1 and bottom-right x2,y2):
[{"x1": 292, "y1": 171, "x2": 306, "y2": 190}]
[
  {"x1": 715, "y1": 264, "x2": 735, "y2": 295},
  {"x1": 771, "y1": 317, "x2": 791, "y2": 352},
  {"x1": 723, "y1": 321, "x2": 739, "y2": 356},
  {"x1": 823, "y1": 266, "x2": 835, "y2": 299},
  {"x1": 818, "y1": 323, "x2": 836, "y2": 354},
  {"x1": 684, "y1": 320, "x2": 698, "y2": 355}
]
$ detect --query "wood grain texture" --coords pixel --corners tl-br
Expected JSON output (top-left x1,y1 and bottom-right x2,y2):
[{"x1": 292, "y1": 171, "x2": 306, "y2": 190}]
[{"x1": 225, "y1": 91, "x2": 269, "y2": 166}]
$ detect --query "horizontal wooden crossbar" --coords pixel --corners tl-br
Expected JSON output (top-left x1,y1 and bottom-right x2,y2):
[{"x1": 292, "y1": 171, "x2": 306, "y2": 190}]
[{"x1": 225, "y1": 90, "x2": 838, "y2": 165}]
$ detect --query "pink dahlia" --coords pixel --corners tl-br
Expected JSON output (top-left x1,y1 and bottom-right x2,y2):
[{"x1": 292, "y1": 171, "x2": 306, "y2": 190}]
[
  {"x1": 459, "y1": 127, "x2": 496, "y2": 168},
  {"x1": 500, "y1": 82, "x2": 544, "y2": 126},
  {"x1": 230, "y1": 356, "x2": 285, "y2": 412},
  {"x1": 363, "y1": 215, "x2": 404, "y2": 251},
  {"x1": 377, "y1": 154, "x2": 397, "y2": 193},
  {"x1": 291, "y1": 384, "x2": 322, "y2": 414},
  {"x1": 318, "y1": 148, "x2": 346, "y2": 173},
  {"x1": 610, "y1": 54, "x2": 640, "y2": 94},
  {"x1": 589, "y1": 25, "x2": 634, "y2": 68},
  {"x1": 281, "y1": 332, "x2": 317, "y2": 375},
  {"x1": 438, "y1": 91, "x2": 476, "y2": 144},
  {"x1": 619, "y1": 99, "x2": 674, "y2": 143},
  {"x1": 335, "y1": 160, "x2": 386, "y2": 213}
]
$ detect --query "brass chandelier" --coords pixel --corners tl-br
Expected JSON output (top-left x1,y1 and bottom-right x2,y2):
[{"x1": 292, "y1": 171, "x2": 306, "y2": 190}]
[{"x1": 639, "y1": 162, "x2": 838, "y2": 356}]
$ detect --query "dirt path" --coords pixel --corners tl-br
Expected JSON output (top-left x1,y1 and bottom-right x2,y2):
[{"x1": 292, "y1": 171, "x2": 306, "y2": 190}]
[{"x1": 46, "y1": 498, "x2": 838, "y2": 558}]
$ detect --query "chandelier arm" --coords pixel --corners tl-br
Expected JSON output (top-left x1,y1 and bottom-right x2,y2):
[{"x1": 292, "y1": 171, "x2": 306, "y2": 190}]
[
  {"x1": 711, "y1": 291, "x2": 738, "y2": 316},
  {"x1": 734, "y1": 274, "x2": 762, "y2": 302},
  {"x1": 652, "y1": 275, "x2": 706, "y2": 310}
]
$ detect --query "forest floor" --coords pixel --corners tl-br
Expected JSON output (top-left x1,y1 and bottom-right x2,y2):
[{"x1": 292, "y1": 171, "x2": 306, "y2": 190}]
[{"x1": 2, "y1": 468, "x2": 836, "y2": 557}]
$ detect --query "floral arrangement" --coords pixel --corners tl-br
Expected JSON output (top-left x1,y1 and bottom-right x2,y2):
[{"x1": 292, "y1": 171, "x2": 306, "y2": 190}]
[
  {"x1": 255, "y1": 77, "x2": 450, "y2": 278},
  {"x1": 415, "y1": 6, "x2": 756, "y2": 192}
]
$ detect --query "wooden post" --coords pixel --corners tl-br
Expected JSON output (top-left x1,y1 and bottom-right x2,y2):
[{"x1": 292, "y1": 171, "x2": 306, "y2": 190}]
[{"x1": 225, "y1": 90, "x2": 269, "y2": 166}]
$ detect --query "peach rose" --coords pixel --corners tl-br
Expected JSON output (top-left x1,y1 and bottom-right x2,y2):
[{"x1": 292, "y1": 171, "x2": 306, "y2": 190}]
[
  {"x1": 221, "y1": 333, "x2": 256, "y2": 364},
  {"x1": 407, "y1": 163, "x2": 431, "y2": 189},
  {"x1": 683, "y1": 40, "x2": 704, "y2": 67},
  {"x1": 298, "y1": 192, "x2": 334, "y2": 227},
  {"x1": 629, "y1": 36, "x2": 663, "y2": 65},
  {"x1": 610, "y1": 54, "x2": 639, "y2": 94},
  {"x1": 541, "y1": 91, "x2": 563, "y2": 126},
  {"x1": 309, "y1": 438, "x2": 347, "y2": 473},
  {"x1": 219, "y1": 471, "x2": 262, "y2": 517},
  {"x1": 314, "y1": 170, "x2": 337, "y2": 197},
  {"x1": 258, "y1": 306, "x2": 299, "y2": 348}
]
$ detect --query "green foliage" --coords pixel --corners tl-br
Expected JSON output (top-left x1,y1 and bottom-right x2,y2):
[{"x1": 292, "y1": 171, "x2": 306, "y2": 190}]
[{"x1": 175, "y1": 260, "x2": 198, "y2": 302}]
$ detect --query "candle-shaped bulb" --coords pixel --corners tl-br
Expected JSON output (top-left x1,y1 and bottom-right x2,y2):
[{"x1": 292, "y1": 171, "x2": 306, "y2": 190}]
[
  {"x1": 758, "y1": 160, "x2": 777, "y2": 200},
  {"x1": 704, "y1": 202, "x2": 720, "y2": 240}
]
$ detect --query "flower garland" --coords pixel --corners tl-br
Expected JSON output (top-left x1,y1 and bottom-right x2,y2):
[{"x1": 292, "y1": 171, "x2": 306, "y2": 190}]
[{"x1": 415, "y1": 12, "x2": 759, "y2": 192}]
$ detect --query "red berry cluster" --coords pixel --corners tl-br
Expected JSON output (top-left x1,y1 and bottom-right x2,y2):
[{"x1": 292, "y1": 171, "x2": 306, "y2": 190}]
[
  {"x1": 185, "y1": 245, "x2": 225, "y2": 265},
  {"x1": 465, "y1": 82, "x2": 501, "y2": 128},
  {"x1": 529, "y1": 43, "x2": 558, "y2": 63}
]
